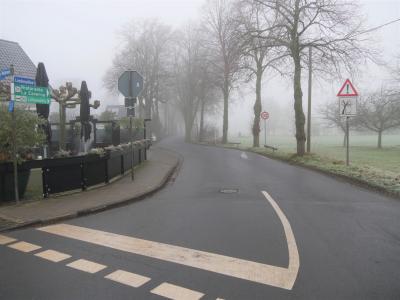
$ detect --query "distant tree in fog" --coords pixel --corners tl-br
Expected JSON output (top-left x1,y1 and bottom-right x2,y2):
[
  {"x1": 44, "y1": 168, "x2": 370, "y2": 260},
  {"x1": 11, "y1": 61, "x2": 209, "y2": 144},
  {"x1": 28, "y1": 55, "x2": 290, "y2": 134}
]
[
  {"x1": 357, "y1": 89, "x2": 400, "y2": 148},
  {"x1": 103, "y1": 20, "x2": 173, "y2": 138},
  {"x1": 99, "y1": 110, "x2": 117, "y2": 121},
  {"x1": 202, "y1": 0, "x2": 243, "y2": 144},
  {"x1": 169, "y1": 25, "x2": 216, "y2": 142},
  {"x1": 319, "y1": 100, "x2": 357, "y2": 147}
]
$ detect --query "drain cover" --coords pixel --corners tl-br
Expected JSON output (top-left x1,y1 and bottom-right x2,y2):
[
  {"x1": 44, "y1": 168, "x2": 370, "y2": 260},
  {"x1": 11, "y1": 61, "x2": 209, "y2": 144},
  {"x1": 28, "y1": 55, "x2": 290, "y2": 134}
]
[{"x1": 220, "y1": 188, "x2": 239, "y2": 194}]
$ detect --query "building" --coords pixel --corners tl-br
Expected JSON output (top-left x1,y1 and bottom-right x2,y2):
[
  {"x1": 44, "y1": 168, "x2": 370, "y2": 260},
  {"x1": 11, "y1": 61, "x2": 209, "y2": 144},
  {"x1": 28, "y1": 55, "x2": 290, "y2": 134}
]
[
  {"x1": 0, "y1": 39, "x2": 37, "y2": 107},
  {"x1": 0, "y1": 39, "x2": 36, "y2": 78}
]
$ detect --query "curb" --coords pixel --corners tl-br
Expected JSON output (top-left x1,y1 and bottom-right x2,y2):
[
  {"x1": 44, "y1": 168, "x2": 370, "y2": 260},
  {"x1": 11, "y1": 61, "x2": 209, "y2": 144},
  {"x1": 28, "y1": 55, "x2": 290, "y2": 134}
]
[{"x1": 0, "y1": 149, "x2": 182, "y2": 233}]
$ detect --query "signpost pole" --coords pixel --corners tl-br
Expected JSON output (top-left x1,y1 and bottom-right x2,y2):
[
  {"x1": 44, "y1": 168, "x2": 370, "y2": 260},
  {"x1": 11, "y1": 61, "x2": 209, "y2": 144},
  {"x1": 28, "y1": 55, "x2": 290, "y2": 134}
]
[
  {"x1": 12, "y1": 109, "x2": 19, "y2": 203},
  {"x1": 118, "y1": 70, "x2": 143, "y2": 180},
  {"x1": 346, "y1": 116, "x2": 350, "y2": 166},
  {"x1": 264, "y1": 119, "x2": 267, "y2": 146},
  {"x1": 130, "y1": 114, "x2": 134, "y2": 181},
  {"x1": 10, "y1": 65, "x2": 19, "y2": 203},
  {"x1": 337, "y1": 79, "x2": 358, "y2": 167},
  {"x1": 128, "y1": 72, "x2": 134, "y2": 181}
]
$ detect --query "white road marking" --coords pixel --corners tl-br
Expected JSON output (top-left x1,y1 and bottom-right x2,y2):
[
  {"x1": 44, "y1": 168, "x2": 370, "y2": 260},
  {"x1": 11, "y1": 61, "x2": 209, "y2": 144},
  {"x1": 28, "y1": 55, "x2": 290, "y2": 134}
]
[
  {"x1": 240, "y1": 152, "x2": 248, "y2": 159},
  {"x1": 262, "y1": 190, "x2": 300, "y2": 289},
  {"x1": 0, "y1": 234, "x2": 17, "y2": 245},
  {"x1": 151, "y1": 282, "x2": 204, "y2": 300},
  {"x1": 35, "y1": 249, "x2": 71, "y2": 262},
  {"x1": 38, "y1": 191, "x2": 299, "y2": 289},
  {"x1": 105, "y1": 270, "x2": 150, "y2": 288},
  {"x1": 67, "y1": 259, "x2": 107, "y2": 274},
  {"x1": 8, "y1": 241, "x2": 41, "y2": 253}
]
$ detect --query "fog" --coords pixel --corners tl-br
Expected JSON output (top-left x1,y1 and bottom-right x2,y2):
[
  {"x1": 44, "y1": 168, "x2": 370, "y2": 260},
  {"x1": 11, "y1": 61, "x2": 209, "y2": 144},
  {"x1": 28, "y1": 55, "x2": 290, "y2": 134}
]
[{"x1": 1, "y1": 0, "x2": 399, "y2": 137}]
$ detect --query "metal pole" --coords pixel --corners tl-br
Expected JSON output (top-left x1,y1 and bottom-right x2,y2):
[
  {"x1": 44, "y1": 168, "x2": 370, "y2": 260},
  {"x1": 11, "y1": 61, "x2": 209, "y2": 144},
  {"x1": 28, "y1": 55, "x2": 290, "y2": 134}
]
[
  {"x1": 10, "y1": 66, "x2": 19, "y2": 203},
  {"x1": 130, "y1": 115, "x2": 134, "y2": 181},
  {"x1": 306, "y1": 46, "x2": 312, "y2": 153},
  {"x1": 12, "y1": 108, "x2": 19, "y2": 203},
  {"x1": 264, "y1": 119, "x2": 267, "y2": 146},
  {"x1": 346, "y1": 116, "x2": 350, "y2": 166},
  {"x1": 143, "y1": 120, "x2": 147, "y2": 160}
]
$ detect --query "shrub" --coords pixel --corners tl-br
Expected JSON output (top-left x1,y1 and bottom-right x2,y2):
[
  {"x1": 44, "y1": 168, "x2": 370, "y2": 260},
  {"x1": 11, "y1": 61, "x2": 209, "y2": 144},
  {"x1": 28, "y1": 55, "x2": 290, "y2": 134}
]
[{"x1": 0, "y1": 105, "x2": 45, "y2": 162}]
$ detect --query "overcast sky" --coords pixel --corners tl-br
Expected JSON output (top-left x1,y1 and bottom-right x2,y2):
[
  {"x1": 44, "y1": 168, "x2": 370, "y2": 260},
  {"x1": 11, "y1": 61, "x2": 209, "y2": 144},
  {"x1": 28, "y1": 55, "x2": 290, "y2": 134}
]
[{"x1": 1, "y1": 0, "x2": 399, "y2": 135}]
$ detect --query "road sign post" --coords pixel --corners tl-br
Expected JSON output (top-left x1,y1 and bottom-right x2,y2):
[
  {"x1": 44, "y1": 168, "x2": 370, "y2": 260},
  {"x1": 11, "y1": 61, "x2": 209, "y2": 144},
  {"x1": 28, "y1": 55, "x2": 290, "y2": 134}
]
[
  {"x1": 118, "y1": 71, "x2": 144, "y2": 181},
  {"x1": 8, "y1": 66, "x2": 19, "y2": 203},
  {"x1": 346, "y1": 116, "x2": 350, "y2": 166},
  {"x1": 264, "y1": 119, "x2": 266, "y2": 146},
  {"x1": 337, "y1": 79, "x2": 358, "y2": 166},
  {"x1": 260, "y1": 111, "x2": 269, "y2": 146}
]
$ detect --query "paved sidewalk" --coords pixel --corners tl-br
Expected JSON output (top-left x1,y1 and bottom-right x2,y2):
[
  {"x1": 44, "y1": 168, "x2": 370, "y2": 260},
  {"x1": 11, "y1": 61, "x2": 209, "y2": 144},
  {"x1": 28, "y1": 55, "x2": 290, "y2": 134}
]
[{"x1": 0, "y1": 147, "x2": 180, "y2": 231}]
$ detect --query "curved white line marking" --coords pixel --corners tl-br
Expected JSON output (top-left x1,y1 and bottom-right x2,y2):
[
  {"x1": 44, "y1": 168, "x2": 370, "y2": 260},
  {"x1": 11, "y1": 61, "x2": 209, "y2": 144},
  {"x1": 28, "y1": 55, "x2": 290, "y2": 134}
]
[
  {"x1": 262, "y1": 190, "x2": 300, "y2": 289},
  {"x1": 38, "y1": 192, "x2": 299, "y2": 290}
]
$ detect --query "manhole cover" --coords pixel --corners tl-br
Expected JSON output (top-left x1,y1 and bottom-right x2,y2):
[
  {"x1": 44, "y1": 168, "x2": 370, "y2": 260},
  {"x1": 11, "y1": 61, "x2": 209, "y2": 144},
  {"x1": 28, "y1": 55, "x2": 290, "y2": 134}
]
[{"x1": 220, "y1": 188, "x2": 239, "y2": 194}]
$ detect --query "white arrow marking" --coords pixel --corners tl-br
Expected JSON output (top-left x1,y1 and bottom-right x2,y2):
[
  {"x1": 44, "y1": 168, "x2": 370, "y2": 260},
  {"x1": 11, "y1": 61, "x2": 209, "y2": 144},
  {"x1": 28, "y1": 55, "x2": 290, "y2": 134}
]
[{"x1": 240, "y1": 152, "x2": 248, "y2": 159}]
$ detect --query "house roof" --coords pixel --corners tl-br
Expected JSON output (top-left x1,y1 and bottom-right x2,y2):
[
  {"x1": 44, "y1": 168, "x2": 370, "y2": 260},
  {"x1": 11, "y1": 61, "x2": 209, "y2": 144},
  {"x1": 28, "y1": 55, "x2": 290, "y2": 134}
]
[{"x1": 0, "y1": 39, "x2": 36, "y2": 79}]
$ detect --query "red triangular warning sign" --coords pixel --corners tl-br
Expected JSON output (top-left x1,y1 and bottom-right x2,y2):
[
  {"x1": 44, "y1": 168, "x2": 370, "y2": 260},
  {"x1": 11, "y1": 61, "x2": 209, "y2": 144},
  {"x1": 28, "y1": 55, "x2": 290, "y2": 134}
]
[{"x1": 337, "y1": 79, "x2": 358, "y2": 97}]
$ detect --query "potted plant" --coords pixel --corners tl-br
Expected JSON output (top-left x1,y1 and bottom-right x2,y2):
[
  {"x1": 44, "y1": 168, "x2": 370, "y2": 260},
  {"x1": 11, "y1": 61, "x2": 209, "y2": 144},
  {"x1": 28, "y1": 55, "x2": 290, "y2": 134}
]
[{"x1": 0, "y1": 106, "x2": 45, "y2": 202}]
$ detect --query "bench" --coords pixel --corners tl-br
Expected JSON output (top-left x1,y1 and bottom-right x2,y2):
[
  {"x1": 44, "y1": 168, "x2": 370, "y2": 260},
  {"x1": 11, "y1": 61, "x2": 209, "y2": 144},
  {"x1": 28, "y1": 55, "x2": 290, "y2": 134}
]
[{"x1": 264, "y1": 144, "x2": 278, "y2": 152}]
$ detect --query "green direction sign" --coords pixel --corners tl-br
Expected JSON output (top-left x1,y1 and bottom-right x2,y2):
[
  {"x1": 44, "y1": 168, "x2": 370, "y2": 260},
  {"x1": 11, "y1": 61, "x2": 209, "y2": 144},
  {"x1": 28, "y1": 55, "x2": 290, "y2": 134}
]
[{"x1": 13, "y1": 83, "x2": 51, "y2": 105}]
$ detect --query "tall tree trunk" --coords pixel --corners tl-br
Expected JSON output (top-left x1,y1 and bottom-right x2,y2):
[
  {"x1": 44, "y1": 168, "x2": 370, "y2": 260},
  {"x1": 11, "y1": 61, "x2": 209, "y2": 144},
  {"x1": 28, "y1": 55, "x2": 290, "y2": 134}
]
[
  {"x1": 252, "y1": 67, "x2": 262, "y2": 147},
  {"x1": 155, "y1": 98, "x2": 160, "y2": 120},
  {"x1": 144, "y1": 97, "x2": 152, "y2": 139},
  {"x1": 199, "y1": 100, "x2": 205, "y2": 142},
  {"x1": 293, "y1": 56, "x2": 306, "y2": 156},
  {"x1": 377, "y1": 130, "x2": 382, "y2": 148},
  {"x1": 184, "y1": 116, "x2": 194, "y2": 142},
  {"x1": 164, "y1": 103, "x2": 169, "y2": 136},
  {"x1": 222, "y1": 78, "x2": 229, "y2": 144},
  {"x1": 153, "y1": 99, "x2": 162, "y2": 138}
]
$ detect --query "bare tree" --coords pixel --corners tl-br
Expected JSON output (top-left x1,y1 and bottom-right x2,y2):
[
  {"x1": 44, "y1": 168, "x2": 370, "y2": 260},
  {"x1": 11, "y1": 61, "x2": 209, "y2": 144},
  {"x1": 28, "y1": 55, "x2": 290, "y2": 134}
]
[
  {"x1": 357, "y1": 89, "x2": 400, "y2": 148},
  {"x1": 169, "y1": 25, "x2": 213, "y2": 142},
  {"x1": 103, "y1": 20, "x2": 172, "y2": 138},
  {"x1": 203, "y1": 0, "x2": 243, "y2": 143},
  {"x1": 319, "y1": 100, "x2": 357, "y2": 147},
  {"x1": 198, "y1": 81, "x2": 220, "y2": 142},
  {"x1": 235, "y1": 0, "x2": 286, "y2": 147},
  {"x1": 254, "y1": 0, "x2": 375, "y2": 155}
]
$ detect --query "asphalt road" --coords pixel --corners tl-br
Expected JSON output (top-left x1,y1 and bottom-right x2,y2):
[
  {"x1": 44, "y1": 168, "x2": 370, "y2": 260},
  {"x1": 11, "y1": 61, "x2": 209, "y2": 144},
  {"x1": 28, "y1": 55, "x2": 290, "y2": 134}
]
[{"x1": 1, "y1": 137, "x2": 399, "y2": 299}]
